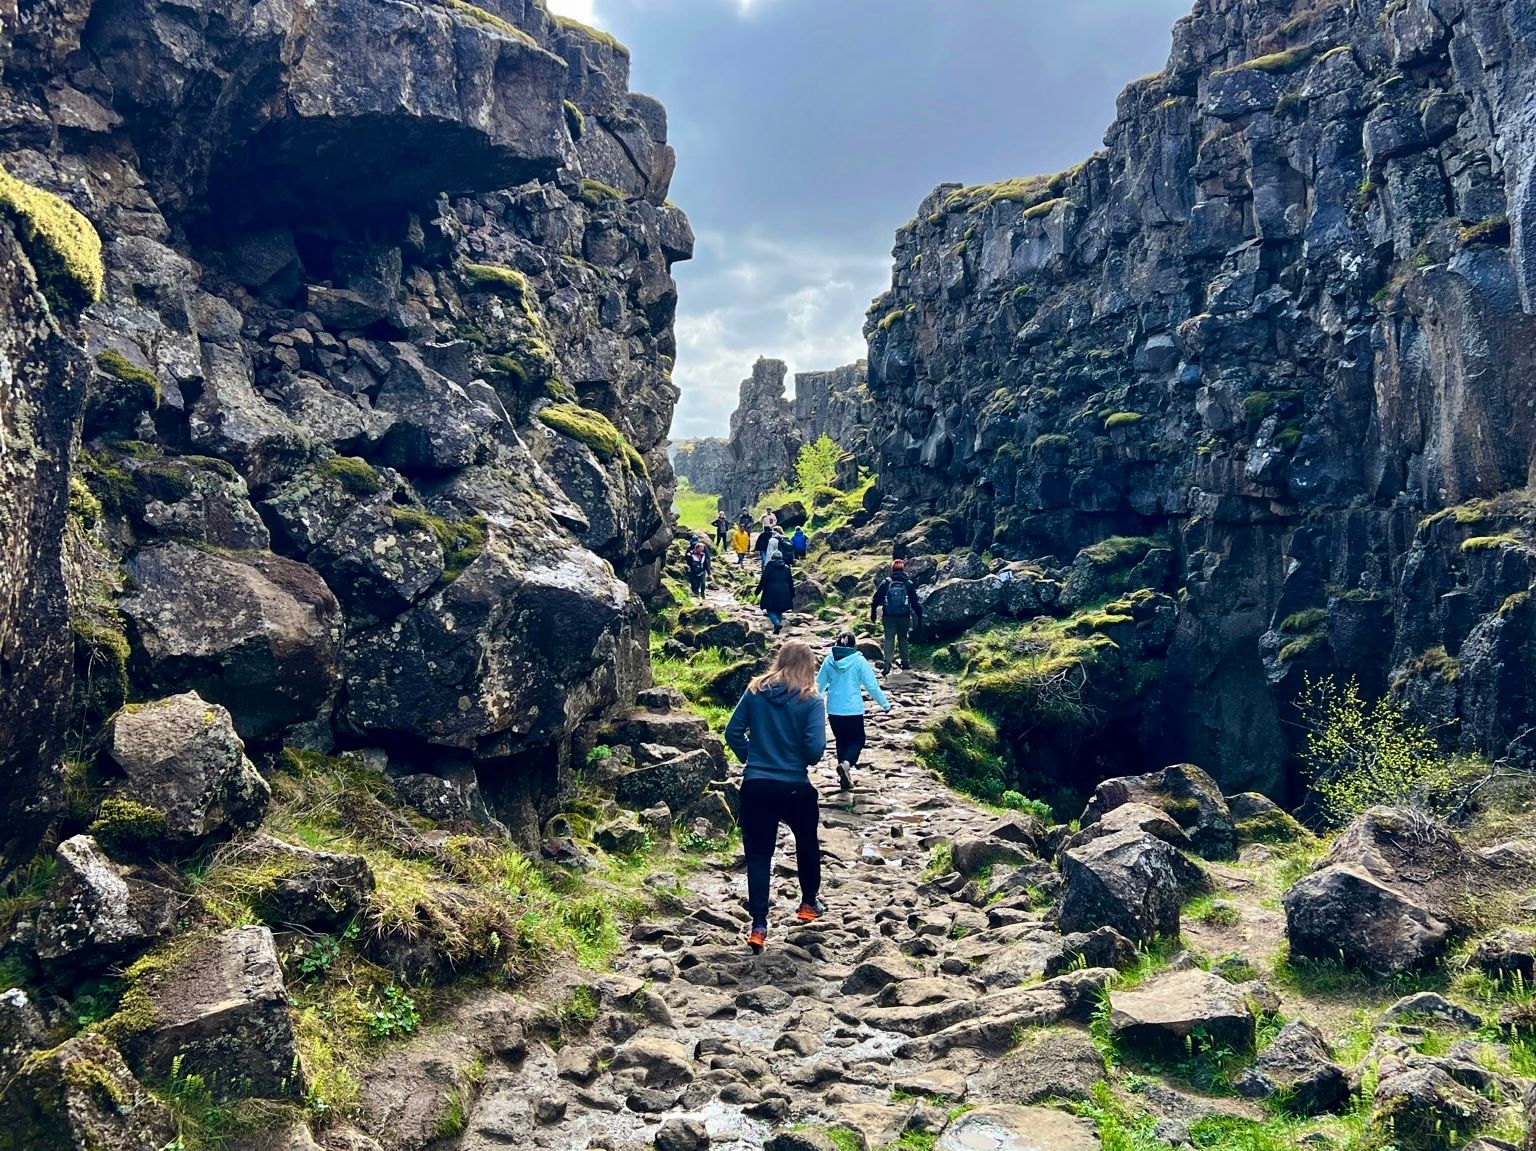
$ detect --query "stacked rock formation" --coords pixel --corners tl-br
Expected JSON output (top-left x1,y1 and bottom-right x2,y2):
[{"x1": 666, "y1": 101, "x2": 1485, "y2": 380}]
[{"x1": 0, "y1": 0, "x2": 692, "y2": 852}]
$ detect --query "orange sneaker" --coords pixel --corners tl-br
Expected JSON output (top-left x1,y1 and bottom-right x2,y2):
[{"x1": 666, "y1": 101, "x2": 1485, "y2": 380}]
[
  {"x1": 747, "y1": 924, "x2": 767, "y2": 953},
  {"x1": 795, "y1": 897, "x2": 827, "y2": 923}
]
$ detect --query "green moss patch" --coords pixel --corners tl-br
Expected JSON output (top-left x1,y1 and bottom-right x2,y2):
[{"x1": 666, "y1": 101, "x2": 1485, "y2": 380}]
[
  {"x1": 578, "y1": 178, "x2": 624, "y2": 208},
  {"x1": 390, "y1": 507, "x2": 487, "y2": 583},
  {"x1": 1077, "y1": 536, "x2": 1158, "y2": 569},
  {"x1": 1462, "y1": 534, "x2": 1524, "y2": 553},
  {"x1": 563, "y1": 100, "x2": 586, "y2": 140},
  {"x1": 1216, "y1": 46, "x2": 1316, "y2": 76},
  {"x1": 536, "y1": 403, "x2": 647, "y2": 473},
  {"x1": 462, "y1": 261, "x2": 532, "y2": 295},
  {"x1": 552, "y1": 12, "x2": 627, "y2": 52},
  {"x1": 317, "y1": 456, "x2": 384, "y2": 497},
  {"x1": 1104, "y1": 411, "x2": 1143, "y2": 430},
  {"x1": 915, "y1": 709, "x2": 1008, "y2": 804},
  {"x1": 439, "y1": 0, "x2": 537, "y2": 45},
  {"x1": 0, "y1": 163, "x2": 104, "y2": 315},
  {"x1": 94, "y1": 349, "x2": 161, "y2": 407},
  {"x1": 1458, "y1": 215, "x2": 1510, "y2": 249},
  {"x1": 88, "y1": 797, "x2": 168, "y2": 856}
]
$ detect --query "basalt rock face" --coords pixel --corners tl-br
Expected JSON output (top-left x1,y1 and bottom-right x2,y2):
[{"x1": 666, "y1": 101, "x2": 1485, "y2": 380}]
[
  {"x1": 0, "y1": 0, "x2": 691, "y2": 852},
  {"x1": 672, "y1": 436, "x2": 731, "y2": 495},
  {"x1": 794, "y1": 360, "x2": 875, "y2": 478},
  {"x1": 719, "y1": 357, "x2": 802, "y2": 515},
  {"x1": 864, "y1": 0, "x2": 1536, "y2": 792}
]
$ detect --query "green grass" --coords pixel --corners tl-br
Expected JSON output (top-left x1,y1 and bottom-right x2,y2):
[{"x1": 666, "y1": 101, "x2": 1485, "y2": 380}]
[
  {"x1": 578, "y1": 178, "x2": 624, "y2": 208},
  {"x1": 440, "y1": 0, "x2": 538, "y2": 45},
  {"x1": 1462, "y1": 534, "x2": 1524, "y2": 553},
  {"x1": 647, "y1": 637, "x2": 738, "y2": 733},
  {"x1": 672, "y1": 478, "x2": 720, "y2": 535},
  {"x1": 552, "y1": 12, "x2": 627, "y2": 51}
]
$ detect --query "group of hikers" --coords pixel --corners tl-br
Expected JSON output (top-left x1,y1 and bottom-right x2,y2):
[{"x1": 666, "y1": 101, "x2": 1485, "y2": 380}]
[
  {"x1": 682, "y1": 507, "x2": 809, "y2": 608},
  {"x1": 674, "y1": 499, "x2": 931, "y2": 953}
]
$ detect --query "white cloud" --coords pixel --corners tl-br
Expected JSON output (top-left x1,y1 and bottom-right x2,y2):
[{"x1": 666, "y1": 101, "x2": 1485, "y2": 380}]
[
  {"x1": 668, "y1": 229, "x2": 891, "y2": 441},
  {"x1": 544, "y1": 0, "x2": 598, "y2": 24}
]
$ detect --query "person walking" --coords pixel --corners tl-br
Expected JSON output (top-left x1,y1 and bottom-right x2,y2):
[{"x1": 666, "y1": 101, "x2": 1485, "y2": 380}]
[
  {"x1": 816, "y1": 630, "x2": 890, "y2": 792},
  {"x1": 755, "y1": 523, "x2": 775, "y2": 567},
  {"x1": 724, "y1": 640, "x2": 828, "y2": 953},
  {"x1": 685, "y1": 540, "x2": 711, "y2": 599},
  {"x1": 771, "y1": 527, "x2": 792, "y2": 567},
  {"x1": 730, "y1": 523, "x2": 751, "y2": 566},
  {"x1": 713, "y1": 510, "x2": 730, "y2": 549},
  {"x1": 738, "y1": 508, "x2": 753, "y2": 532},
  {"x1": 871, "y1": 559, "x2": 922, "y2": 674},
  {"x1": 756, "y1": 549, "x2": 795, "y2": 634},
  {"x1": 790, "y1": 526, "x2": 809, "y2": 562}
]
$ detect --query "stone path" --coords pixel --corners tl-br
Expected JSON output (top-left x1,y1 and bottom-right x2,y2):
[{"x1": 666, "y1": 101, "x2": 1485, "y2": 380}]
[{"x1": 455, "y1": 582, "x2": 1110, "y2": 1151}]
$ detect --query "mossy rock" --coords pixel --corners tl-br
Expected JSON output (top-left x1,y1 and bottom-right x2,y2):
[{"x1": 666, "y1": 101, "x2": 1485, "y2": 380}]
[
  {"x1": 317, "y1": 455, "x2": 384, "y2": 497},
  {"x1": 703, "y1": 658, "x2": 761, "y2": 705},
  {"x1": 563, "y1": 99, "x2": 586, "y2": 140},
  {"x1": 536, "y1": 403, "x2": 647, "y2": 473},
  {"x1": 578, "y1": 178, "x2": 624, "y2": 208},
  {"x1": 85, "y1": 350, "x2": 160, "y2": 436},
  {"x1": 87, "y1": 797, "x2": 169, "y2": 857},
  {"x1": 70, "y1": 616, "x2": 131, "y2": 739},
  {"x1": 0, "y1": 163, "x2": 104, "y2": 316}
]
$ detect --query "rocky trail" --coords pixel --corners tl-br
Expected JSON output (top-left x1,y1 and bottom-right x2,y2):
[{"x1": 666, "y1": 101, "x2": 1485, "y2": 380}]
[{"x1": 446, "y1": 578, "x2": 1126, "y2": 1151}]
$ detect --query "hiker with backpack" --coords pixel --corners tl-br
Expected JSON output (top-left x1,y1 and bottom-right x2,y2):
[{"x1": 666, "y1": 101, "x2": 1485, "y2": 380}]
[
  {"x1": 685, "y1": 540, "x2": 712, "y2": 599},
  {"x1": 870, "y1": 559, "x2": 923, "y2": 674},
  {"x1": 816, "y1": 630, "x2": 890, "y2": 791},
  {"x1": 724, "y1": 640, "x2": 828, "y2": 953},
  {"x1": 755, "y1": 523, "x2": 776, "y2": 567},
  {"x1": 756, "y1": 549, "x2": 795, "y2": 634},
  {"x1": 790, "y1": 526, "x2": 809, "y2": 561}
]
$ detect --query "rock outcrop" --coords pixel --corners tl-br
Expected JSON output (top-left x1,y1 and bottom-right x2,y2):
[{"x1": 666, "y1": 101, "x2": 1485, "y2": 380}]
[
  {"x1": 793, "y1": 360, "x2": 874, "y2": 478},
  {"x1": 861, "y1": 0, "x2": 1536, "y2": 792},
  {"x1": 0, "y1": 0, "x2": 692, "y2": 852},
  {"x1": 718, "y1": 357, "x2": 803, "y2": 514},
  {"x1": 672, "y1": 437, "x2": 732, "y2": 495}
]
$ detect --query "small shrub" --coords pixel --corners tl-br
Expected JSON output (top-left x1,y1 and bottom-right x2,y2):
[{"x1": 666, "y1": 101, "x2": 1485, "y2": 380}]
[
  {"x1": 999, "y1": 791, "x2": 1053, "y2": 822},
  {"x1": 1296, "y1": 674, "x2": 1455, "y2": 823},
  {"x1": 794, "y1": 435, "x2": 843, "y2": 493},
  {"x1": 364, "y1": 985, "x2": 420, "y2": 1039}
]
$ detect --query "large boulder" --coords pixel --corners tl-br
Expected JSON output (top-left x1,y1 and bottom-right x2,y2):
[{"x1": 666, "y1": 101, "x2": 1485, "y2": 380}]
[
  {"x1": 33, "y1": 835, "x2": 183, "y2": 966},
  {"x1": 105, "y1": 692, "x2": 269, "y2": 853},
  {"x1": 1285, "y1": 807, "x2": 1469, "y2": 975},
  {"x1": 0, "y1": 990, "x2": 47, "y2": 1080},
  {"x1": 1234, "y1": 1020, "x2": 1349, "y2": 1114},
  {"x1": 918, "y1": 576, "x2": 1005, "y2": 639},
  {"x1": 119, "y1": 542, "x2": 342, "y2": 742},
  {"x1": 1081, "y1": 763, "x2": 1236, "y2": 860},
  {"x1": 612, "y1": 748, "x2": 718, "y2": 814},
  {"x1": 0, "y1": 1035, "x2": 176, "y2": 1151},
  {"x1": 1058, "y1": 829, "x2": 1182, "y2": 942},
  {"x1": 1108, "y1": 969, "x2": 1257, "y2": 1056},
  {"x1": 1370, "y1": 1061, "x2": 1492, "y2": 1151},
  {"x1": 235, "y1": 834, "x2": 375, "y2": 930},
  {"x1": 119, "y1": 926, "x2": 303, "y2": 1101}
]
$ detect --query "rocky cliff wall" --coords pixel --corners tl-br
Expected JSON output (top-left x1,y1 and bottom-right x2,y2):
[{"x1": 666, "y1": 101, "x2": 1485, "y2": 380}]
[
  {"x1": 0, "y1": 0, "x2": 692, "y2": 853},
  {"x1": 863, "y1": 0, "x2": 1536, "y2": 793},
  {"x1": 717, "y1": 356, "x2": 801, "y2": 514},
  {"x1": 794, "y1": 359, "x2": 875, "y2": 478},
  {"x1": 672, "y1": 436, "x2": 731, "y2": 495}
]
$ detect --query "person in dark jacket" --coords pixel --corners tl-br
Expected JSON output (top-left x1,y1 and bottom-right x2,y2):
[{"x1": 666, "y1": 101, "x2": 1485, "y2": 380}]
[
  {"x1": 712, "y1": 511, "x2": 731, "y2": 549},
  {"x1": 685, "y1": 540, "x2": 711, "y2": 599},
  {"x1": 756, "y1": 552, "x2": 795, "y2": 633},
  {"x1": 790, "y1": 527, "x2": 809, "y2": 561},
  {"x1": 724, "y1": 640, "x2": 828, "y2": 952},
  {"x1": 871, "y1": 559, "x2": 922, "y2": 674},
  {"x1": 755, "y1": 525, "x2": 775, "y2": 567}
]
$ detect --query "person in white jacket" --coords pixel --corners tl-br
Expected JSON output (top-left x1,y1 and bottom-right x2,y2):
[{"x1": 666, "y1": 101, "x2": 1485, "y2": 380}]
[{"x1": 815, "y1": 630, "x2": 891, "y2": 791}]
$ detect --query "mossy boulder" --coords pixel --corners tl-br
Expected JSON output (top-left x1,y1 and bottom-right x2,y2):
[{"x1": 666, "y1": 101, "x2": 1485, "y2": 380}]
[
  {"x1": 0, "y1": 164, "x2": 103, "y2": 317},
  {"x1": 0, "y1": 1035, "x2": 175, "y2": 1151},
  {"x1": 104, "y1": 691, "x2": 270, "y2": 854},
  {"x1": 33, "y1": 835, "x2": 183, "y2": 968}
]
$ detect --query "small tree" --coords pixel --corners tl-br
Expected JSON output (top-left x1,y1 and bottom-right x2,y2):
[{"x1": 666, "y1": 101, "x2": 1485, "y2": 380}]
[
  {"x1": 794, "y1": 435, "x2": 843, "y2": 494},
  {"x1": 1296, "y1": 674, "x2": 1453, "y2": 822}
]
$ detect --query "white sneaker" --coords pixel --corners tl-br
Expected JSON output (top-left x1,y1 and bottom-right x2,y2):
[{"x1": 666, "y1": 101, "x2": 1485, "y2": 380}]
[{"x1": 836, "y1": 761, "x2": 853, "y2": 791}]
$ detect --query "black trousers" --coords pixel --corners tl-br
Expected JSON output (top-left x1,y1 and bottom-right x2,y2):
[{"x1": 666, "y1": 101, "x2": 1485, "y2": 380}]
[
  {"x1": 688, "y1": 571, "x2": 706, "y2": 595},
  {"x1": 740, "y1": 777, "x2": 820, "y2": 925},
  {"x1": 828, "y1": 713, "x2": 867, "y2": 768}
]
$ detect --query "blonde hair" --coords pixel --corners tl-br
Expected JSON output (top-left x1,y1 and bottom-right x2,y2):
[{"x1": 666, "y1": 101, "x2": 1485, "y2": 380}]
[{"x1": 749, "y1": 640, "x2": 819, "y2": 700}]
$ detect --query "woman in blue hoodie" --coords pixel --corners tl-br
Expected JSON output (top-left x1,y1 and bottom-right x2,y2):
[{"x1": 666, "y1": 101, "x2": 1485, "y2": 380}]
[
  {"x1": 816, "y1": 631, "x2": 891, "y2": 792},
  {"x1": 724, "y1": 640, "x2": 827, "y2": 953}
]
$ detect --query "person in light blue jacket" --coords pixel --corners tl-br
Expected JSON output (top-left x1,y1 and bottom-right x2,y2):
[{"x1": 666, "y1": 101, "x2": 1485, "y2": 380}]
[{"x1": 815, "y1": 630, "x2": 891, "y2": 792}]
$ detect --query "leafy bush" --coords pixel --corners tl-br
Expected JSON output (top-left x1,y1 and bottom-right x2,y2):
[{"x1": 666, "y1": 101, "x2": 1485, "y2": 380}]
[
  {"x1": 1296, "y1": 675, "x2": 1454, "y2": 823},
  {"x1": 364, "y1": 985, "x2": 420, "y2": 1039},
  {"x1": 795, "y1": 434, "x2": 843, "y2": 493},
  {"x1": 1000, "y1": 791, "x2": 1054, "y2": 822}
]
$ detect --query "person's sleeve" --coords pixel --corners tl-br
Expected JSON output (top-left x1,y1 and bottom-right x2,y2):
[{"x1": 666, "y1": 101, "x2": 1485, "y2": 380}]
[
  {"x1": 725, "y1": 694, "x2": 751, "y2": 763},
  {"x1": 864, "y1": 659, "x2": 891, "y2": 710},
  {"x1": 804, "y1": 697, "x2": 828, "y2": 765},
  {"x1": 816, "y1": 657, "x2": 831, "y2": 694},
  {"x1": 754, "y1": 571, "x2": 765, "y2": 595},
  {"x1": 870, "y1": 580, "x2": 884, "y2": 623}
]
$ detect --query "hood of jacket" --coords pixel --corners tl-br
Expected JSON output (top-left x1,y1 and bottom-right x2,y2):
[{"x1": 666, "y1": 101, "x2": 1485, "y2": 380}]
[{"x1": 830, "y1": 646, "x2": 858, "y2": 665}]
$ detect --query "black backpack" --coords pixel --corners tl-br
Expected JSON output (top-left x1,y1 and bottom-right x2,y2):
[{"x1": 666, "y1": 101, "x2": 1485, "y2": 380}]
[{"x1": 885, "y1": 578, "x2": 911, "y2": 617}]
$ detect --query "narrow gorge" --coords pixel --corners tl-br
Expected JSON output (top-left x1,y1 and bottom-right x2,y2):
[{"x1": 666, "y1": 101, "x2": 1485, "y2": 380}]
[{"x1": 5, "y1": 0, "x2": 1536, "y2": 1150}]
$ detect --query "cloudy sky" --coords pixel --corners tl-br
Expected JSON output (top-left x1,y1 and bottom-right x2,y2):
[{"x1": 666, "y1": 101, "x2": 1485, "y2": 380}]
[{"x1": 546, "y1": 0, "x2": 1192, "y2": 440}]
